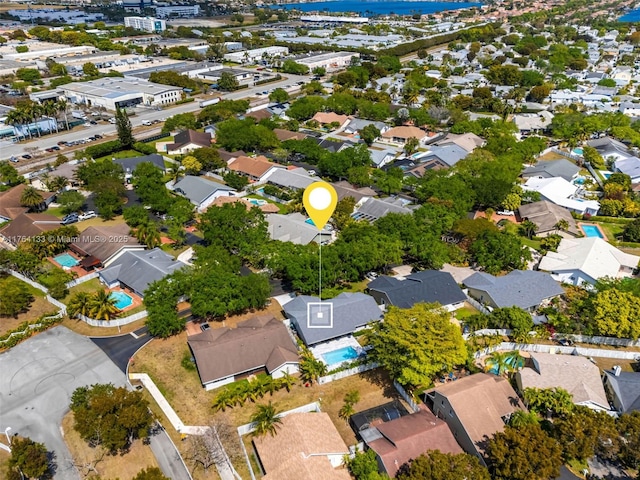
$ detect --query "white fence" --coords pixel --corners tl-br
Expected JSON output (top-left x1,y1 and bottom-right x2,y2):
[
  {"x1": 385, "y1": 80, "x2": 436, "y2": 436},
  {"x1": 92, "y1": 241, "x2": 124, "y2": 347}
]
[
  {"x1": 559, "y1": 334, "x2": 640, "y2": 348},
  {"x1": 318, "y1": 362, "x2": 379, "y2": 385},
  {"x1": 474, "y1": 342, "x2": 640, "y2": 361},
  {"x1": 65, "y1": 271, "x2": 99, "y2": 288},
  {"x1": 465, "y1": 296, "x2": 491, "y2": 315},
  {"x1": 463, "y1": 328, "x2": 511, "y2": 340},
  {"x1": 393, "y1": 380, "x2": 420, "y2": 413},
  {"x1": 236, "y1": 402, "x2": 321, "y2": 437},
  {"x1": 8, "y1": 270, "x2": 48, "y2": 293},
  {"x1": 77, "y1": 309, "x2": 147, "y2": 327}
]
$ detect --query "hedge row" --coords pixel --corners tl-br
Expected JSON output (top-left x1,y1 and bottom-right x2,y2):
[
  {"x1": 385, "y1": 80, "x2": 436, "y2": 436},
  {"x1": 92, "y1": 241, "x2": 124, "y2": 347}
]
[
  {"x1": 85, "y1": 139, "x2": 122, "y2": 159},
  {"x1": 0, "y1": 313, "x2": 64, "y2": 350}
]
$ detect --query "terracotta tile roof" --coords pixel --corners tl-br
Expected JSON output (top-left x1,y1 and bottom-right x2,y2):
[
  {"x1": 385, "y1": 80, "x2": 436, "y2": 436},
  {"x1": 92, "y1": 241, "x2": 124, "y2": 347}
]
[
  {"x1": 246, "y1": 109, "x2": 273, "y2": 121},
  {"x1": 253, "y1": 412, "x2": 351, "y2": 480},
  {"x1": 369, "y1": 410, "x2": 462, "y2": 477},
  {"x1": 0, "y1": 212, "x2": 61, "y2": 242},
  {"x1": 312, "y1": 112, "x2": 349, "y2": 125},
  {"x1": 228, "y1": 155, "x2": 283, "y2": 179},
  {"x1": 382, "y1": 126, "x2": 428, "y2": 140},
  {"x1": 0, "y1": 184, "x2": 53, "y2": 220}
]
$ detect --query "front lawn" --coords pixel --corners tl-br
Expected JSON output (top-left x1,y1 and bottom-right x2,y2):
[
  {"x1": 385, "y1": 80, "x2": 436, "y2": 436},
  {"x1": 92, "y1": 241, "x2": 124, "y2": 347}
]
[
  {"x1": 75, "y1": 215, "x2": 126, "y2": 232},
  {"x1": 521, "y1": 237, "x2": 542, "y2": 251},
  {"x1": 95, "y1": 149, "x2": 144, "y2": 162},
  {"x1": 454, "y1": 303, "x2": 480, "y2": 321}
]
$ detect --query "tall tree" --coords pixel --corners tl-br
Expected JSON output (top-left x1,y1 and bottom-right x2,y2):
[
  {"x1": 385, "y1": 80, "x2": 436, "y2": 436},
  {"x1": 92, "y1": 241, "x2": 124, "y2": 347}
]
[
  {"x1": 553, "y1": 406, "x2": 618, "y2": 462},
  {"x1": 19, "y1": 186, "x2": 44, "y2": 209},
  {"x1": 488, "y1": 424, "x2": 562, "y2": 480},
  {"x1": 397, "y1": 450, "x2": 490, "y2": 480},
  {"x1": 115, "y1": 107, "x2": 134, "y2": 149},
  {"x1": 7, "y1": 436, "x2": 51, "y2": 479},
  {"x1": 89, "y1": 290, "x2": 119, "y2": 321},
  {"x1": 250, "y1": 402, "x2": 282, "y2": 438},
  {"x1": 368, "y1": 303, "x2": 468, "y2": 388}
]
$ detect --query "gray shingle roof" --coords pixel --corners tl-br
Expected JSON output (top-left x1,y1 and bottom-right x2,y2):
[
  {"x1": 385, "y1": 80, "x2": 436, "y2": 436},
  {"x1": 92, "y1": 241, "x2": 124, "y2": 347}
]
[
  {"x1": 114, "y1": 154, "x2": 165, "y2": 174},
  {"x1": 367, "y1": 270, "x2": 466, "y2": 309},
  {"x1": 521, "y1": 159, "x2": 580, "y2": 182},
  {"x1": 267, "y1": 213, "x2": 331, "y2": 245},
  {"x1": 283, "y1": 292, "x2": 383, "y2": 346},
  {"x1": 171, "y1": 175, "x2": 234, "y2": 206},
  {"x1": 419, "y1": 144, "x2": 468, "y2": 167},
  {"x1": 267, "y1": 168, "x2": 316, "y2": 190},
  {"x1": 463, "y1": 270, "x2": 564, "y2": 310},
  {"x1": 98, "y1": 247, "x2": 187, "y2": 296},
  {"x1": 603, "y1": 370, "x2": 640, "y2": 413},
  {"x1": 352, "y1": 197, "x2": 412, "y2": 222}
]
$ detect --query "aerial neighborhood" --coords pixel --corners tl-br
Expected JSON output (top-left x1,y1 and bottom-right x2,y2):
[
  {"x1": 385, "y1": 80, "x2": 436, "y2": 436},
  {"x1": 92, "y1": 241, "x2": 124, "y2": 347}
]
[{"x1": 2, "y1": 0, "x2": 640, "y2": 479}]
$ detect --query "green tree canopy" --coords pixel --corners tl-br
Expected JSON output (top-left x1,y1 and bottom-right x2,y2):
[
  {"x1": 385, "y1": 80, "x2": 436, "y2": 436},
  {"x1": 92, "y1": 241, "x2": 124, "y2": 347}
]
[
  {"x1": 115, "y1": 107, "x2": 135, "y2": 149},
  {"x1": 7, "y1": 436, "x2": 50, "y2": 479},
  {"x1": 397, "y1": 450, "x2": 490, "y2": 480}
]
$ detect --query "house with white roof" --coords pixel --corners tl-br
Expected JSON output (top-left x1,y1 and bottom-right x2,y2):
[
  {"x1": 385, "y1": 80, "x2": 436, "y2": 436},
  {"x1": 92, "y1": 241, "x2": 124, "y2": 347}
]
[
  {"x1": 538, "y1": 237, "x2": 640, "y2": 286},
  {"x1": 521, "y1": 177, "x2": 600, "y2": 216},
  {"x1": 614, "y1": 156, "x2": 640, "y2": 183},
  {"x1": 619, "y1": 102, "x2": 640, "y2": 117}
]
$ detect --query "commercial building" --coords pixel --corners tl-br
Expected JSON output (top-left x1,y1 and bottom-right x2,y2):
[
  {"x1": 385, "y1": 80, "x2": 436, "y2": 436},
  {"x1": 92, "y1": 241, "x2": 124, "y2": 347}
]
[
  {"x1": 61, "y1": 77, "x2": 181, "y2": 111},
  {"x1": 154, "y1": 4, "x2": 200, "y2": 18},
  {"x1": 124, "y1": 16, "x2": 167, "y2": 33},
  {"x1": 223, "y1": 46, "x2": 289, "y2": 64},
  {"x1": 295, "y1": 51, "x2": 359, "y2": 72},
  {"x1": 8, "y1": 9, "x2": 104, "y2": 24}
]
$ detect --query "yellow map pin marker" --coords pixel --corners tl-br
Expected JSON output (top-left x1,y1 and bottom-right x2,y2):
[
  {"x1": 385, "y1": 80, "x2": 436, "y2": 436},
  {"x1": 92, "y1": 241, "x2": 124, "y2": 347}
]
[{"x1": 303, "y1": 182, "x2": 338, "y2": 231}]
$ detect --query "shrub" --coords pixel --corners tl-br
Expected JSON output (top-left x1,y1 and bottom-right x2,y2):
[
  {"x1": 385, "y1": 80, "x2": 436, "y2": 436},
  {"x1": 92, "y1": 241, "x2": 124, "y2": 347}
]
[
  {"x1": 85, "y1": 140, "x2": 122, "y2": 159},
  {"x1": 133, "y1": 142, "x2": 156, "y2": 155}
]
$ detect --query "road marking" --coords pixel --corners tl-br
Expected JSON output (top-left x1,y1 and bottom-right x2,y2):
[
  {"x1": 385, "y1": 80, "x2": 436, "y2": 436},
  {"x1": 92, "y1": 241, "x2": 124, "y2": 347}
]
[{"x1": 130, "y1": 331, "x2": 140, "y2": 339}]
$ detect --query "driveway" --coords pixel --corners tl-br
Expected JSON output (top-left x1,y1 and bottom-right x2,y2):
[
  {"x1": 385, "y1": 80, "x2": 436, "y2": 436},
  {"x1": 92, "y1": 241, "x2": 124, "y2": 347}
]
[
  {"x1": 90, "y1": 327, "x2": 152, "y2": 373},
  {"x1": 0, "y1": 326, "x2": 127, "y2": 480}
]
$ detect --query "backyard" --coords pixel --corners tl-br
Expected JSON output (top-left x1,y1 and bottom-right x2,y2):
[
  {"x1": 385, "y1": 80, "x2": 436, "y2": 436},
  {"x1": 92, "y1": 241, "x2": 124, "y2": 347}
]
[{"x1": 0, "y1": 275, "x2": 57, "y2": 335}]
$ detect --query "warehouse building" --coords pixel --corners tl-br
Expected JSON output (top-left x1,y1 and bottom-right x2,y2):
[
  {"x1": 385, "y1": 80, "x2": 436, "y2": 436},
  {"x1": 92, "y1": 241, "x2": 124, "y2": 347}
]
[
  {"x1": 61, "y1": 77, "x2": 181, "y2": 111},
  {"x1": 124, "y1": 16, "x2": 167, "y2": 33},
  {"x1": 224, "y1": 46, "x2": 289, "y2": 64}
]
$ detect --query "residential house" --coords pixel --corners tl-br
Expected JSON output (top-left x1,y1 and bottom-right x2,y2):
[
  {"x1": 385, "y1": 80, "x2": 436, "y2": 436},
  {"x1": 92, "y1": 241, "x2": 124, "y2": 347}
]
[
  {"x1": 512, "y1": 112, "x2": 553, "y2": 135},
  {"x1": 619, "y1": 102, "x2": 640, "y2": 117},
  {"x1": 165, "y1": 129, "x2": 212, "y2": 155},
  {"x1": 114, "y1": 153, "x2": 166, "y2": 183},
  {"x1": 311, "y1": 112, "x2": 350, "y2": 129},
  {"x1": 245, "y1": 108, "x2": 272, "y2": 122},
  {"x1": 603, "y1": 368, "x2": 640, "y2": 413},
  {"x1": 0, "y1": 213, "x2": 61, "y2": 246},
  {"x1": 428, "y1": 373, "x2": 524, "y2": 463},
  {"x1": 98, "y1": 247, "x2": 187, "y2": 297},
  {"x1": 408, "y1": 144, "x2": 468, "y2": 175},
  {"x1": 433, "y1": 132, "x2": 484, "y2": 153},
  {"x1": 252, "y1": 412, "x2": 350, "y2": 480},
  {"x1": 343, "y1": 118, "x2": 388, "y2": 135},
  {"x1": 69, "y1": 224, "x2": 143, "y2": 269},
  {"x1": 515, "y1": 352, "x2": 610, "y2": 411},
  {"x1": 463, "y1": 270, "x2": 564, "y2": 311},
  {"x1": 188, "y1": 315, "x2": 299, "y2": 390},
  {"x1": 352, "y1": 197, "x2": 413, "y2": 222},
  {"x1": 380, "y1": 126, "x2": 429, "y2": 146},
  {"x1": 367, "y1": 270, "x2": 466, "y2": 312},
  {"x1": 332, "y1": 181, "x2": 376, "y2": 203},
  {"x1": 517, "y1": 200, "x2": 580, "y2": 237},
  {"x1": 170, "y1": 175, "x2": 235, "y2": 212},
  {"x1": 587, "y1": 137, "x2": 632, "y2": 162},
  {"x1": 310, "y1": 137, "x2": 353, "y2": 153},
  {"x1": 614, "y1": 156, "x2": 640, "y2": 183},
  {"x1": 273, "y1": 128, "x2": 307, "y2": 142},
  {"x1": 267, "y1": 212, "x2": 333, "y2": 245},
  {"x1": 538, "y1": 237, "x2": 640, "y2": 286},
  {"x1": 31, "y1": 162, "x2": 80, "y2": 191},
  {"x1": 207, "y1": 196, "x2": 279, "y2": 214},
  {"x1": 521, "y1": 159, "x2": 581, "y2": 183},
  {"x1": 0, "y1": 183, "x2": 54, "y2": 223},
  {"x1": 218, "y1": 149, "x2": 246, "y2": 163},
  {"x1": 267, "y1": 168, "x2": 316, "y2": 191},
  {"x1": 283, "y1": 292, "x2": 383, "y2": 347},
  {"x1": 365, "y1": 410, "x2": 463, "y2": 477},
  {"x1": 369, "y1": 147, "x2": 397, "y2": 168},
  {"x1": 228, "y1": 155, "x2": 285, "y2": 184},
  {"x1": 521, "y1": 176, "x2": 600, "y2": 216}
]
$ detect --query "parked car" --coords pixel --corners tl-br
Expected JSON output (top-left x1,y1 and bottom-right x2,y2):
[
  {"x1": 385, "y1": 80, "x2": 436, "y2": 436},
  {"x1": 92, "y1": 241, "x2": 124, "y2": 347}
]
[
  {"x1": 9, "y1": 156, "x2": 18, "y2": 163},
  {"x1": 57, "y1": 141, "x2": 67, "y2": 146},
  {"x1": 78, "y1": 211, "x2": 97, "y2": 221},
  {"x1": 21, "y1": 154, "x2": 32, "y2": 159},
  {"x1": 94, "y1": 134, "x2": 103, "y2": 139},
  {"x1": 89, "y1": 120, "x2": 98, "y2": 125},
  {"x1": 200, "y1": 323, "x2": 210, "y2": 332},
  {"x1": 52, "y1": 146, "x2": 60, "y2": 151},
  {"x1": 61, "y1": 213, "x2": 79, "y2": 225},
  {"x1": 142, "y1": 120, "x2": 152, "y2": 126}
]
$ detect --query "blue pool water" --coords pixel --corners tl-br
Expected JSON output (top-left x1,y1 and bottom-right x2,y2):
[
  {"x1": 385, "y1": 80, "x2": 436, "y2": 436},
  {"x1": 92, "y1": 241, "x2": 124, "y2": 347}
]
[
  {"x1": 272, "y1": 0, "x2": 482, "y2": 15},
  {"x1": 249, "y1": 198, "x2": 267, "y2": 206},
  {"x1": 573, "y1": 148, "x2": 584, "y2": 155},
  {"x1": 573, "y1": 177, "x2": 585, "y2": 185},
  {"x1": 305, "y1": 218, "x2": 316, "y2": 226},
  {"x1": 620, "y1": 9, "x2": 640, "y2": 21},
  {"x1": 603, "y1": 173, "x2": 612, "y2": 179},
  {"x1": 54, "y1": 253, "x2": 79, "y2": 268},
  {"x1": 582, "y1": 224, "x2": 604, "y2": 239},
  {"x1": 109, "y1": 291, "x2": 134, "y2": 310},
  {"x1": 322, "y1": 346, "x2": 359, "y2": 365}
]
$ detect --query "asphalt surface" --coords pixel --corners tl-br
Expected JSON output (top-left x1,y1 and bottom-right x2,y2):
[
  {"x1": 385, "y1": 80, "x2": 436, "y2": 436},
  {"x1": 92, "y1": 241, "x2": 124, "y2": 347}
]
[
  {"x1": 2, "y1": 72, "x2": 307, "y2": 165},
  {"x1": 0, "y1": 326, "x2": 127, "y2": 480},
  {"x1": 89, "y1": 326, "x2": 152, "y2": 373}
]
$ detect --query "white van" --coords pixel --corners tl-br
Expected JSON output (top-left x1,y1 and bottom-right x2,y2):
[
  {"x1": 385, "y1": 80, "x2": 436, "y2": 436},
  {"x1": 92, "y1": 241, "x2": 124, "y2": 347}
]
[{"x1": 108, "y1": 118, "x2": 117, "y2": 124}]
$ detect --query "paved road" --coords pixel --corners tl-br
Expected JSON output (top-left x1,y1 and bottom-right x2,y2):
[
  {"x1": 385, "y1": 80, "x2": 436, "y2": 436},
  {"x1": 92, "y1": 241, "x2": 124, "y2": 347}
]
[
  {"x1": 2, "y1": 73, "x2": 306, "y2": 165},
  {"x1": 149, "y1": 426, "x2": 193, "y2": 480},
  {"x1": 89, "y1": 326, "x2": 152, "y2": 373},
  {"x1": 0, "y1": 326, "x2": 127, "y2": 480}
]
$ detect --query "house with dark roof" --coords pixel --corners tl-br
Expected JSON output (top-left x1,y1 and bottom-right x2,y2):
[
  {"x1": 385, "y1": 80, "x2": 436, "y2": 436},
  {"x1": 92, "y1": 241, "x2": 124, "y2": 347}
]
[
  {"x1": 587, "y1": 137, "x2": 632, "y2": 162},
  {"x1": 69, "y1": 224, "x2": 143, "y2": 269},
  {"x1": 365, "y1": 410, "x2": 463, "y2": 477},
  {"x1": 522, "y1": 159, "x2": 581, "y2": 182},
  {"x1": 218, "y1": 149, "x2": 246, "y2": 163},
  {"x1": 413, "y1": 144, "x2": 469, "y2": 170},
  {"x1": 283, "y1": 292, "x2": 383, "y2": 346},
  {"x1": 0, "y1": 212, "x2": 61, "y2": 246},
  {"x1": 517, "y1": 200, "x2": 580, "y2": 237},
  {"x1": 267, "y1": 213, "x2": 333, "y2": 245},
  {"x1": 368, "y1": 270, "x2": 466, "y2": 312},
  {"x1": 98, "y1": 247, "x2": 187, "y2": 297},
  {"x1": 603, "y1": 368, "x2": 640, "y2": 413},
  {"x1": 166, "y1": 129, "x2": 212, "y2": 155},
  {"x1": 188, "y1": 315, "x2": 299, "y2": 390},
  {"x1": 0, "y1": 183, "x2": 54, "y2": 223},
  {"x1": 170, "y1": 175, "x2": 235, "y2": 212},
  {"x1": 114, "y1": 154, "x2": 166, "y2": 183},
  {"x1": 463, "y1": 270, "x2": 564, "y2": 311},
  {"x1": 427, "y1": 373, "x2": 525, "y2": 463},
  {"x1": 309, "y1": 137, "x2": 353, "y2": 153}
]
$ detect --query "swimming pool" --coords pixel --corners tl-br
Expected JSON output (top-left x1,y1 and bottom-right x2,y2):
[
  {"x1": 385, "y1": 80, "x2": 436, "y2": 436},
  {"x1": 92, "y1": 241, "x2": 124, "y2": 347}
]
[
  {"x1": 249, "y1": 198, "x2": 267, "y2": 206},
  {"x1": 573, "y1": 177, "x2": 585, "y2": 185},
  {"x1": 573, "y1": 148, "x2": 584, "y2": 155},
  {"x1": 54, "y1": 253, "x2": 79, "y2": 268},
  {"x1": 322, "y1": 346, "x2": 359, "y2": 365},
  {"x1": 581, "y1": 224, "x2": 604, "y2": 239},
  {"x1": 109, "y1": 291, "x2": 134, "y2": 310}
]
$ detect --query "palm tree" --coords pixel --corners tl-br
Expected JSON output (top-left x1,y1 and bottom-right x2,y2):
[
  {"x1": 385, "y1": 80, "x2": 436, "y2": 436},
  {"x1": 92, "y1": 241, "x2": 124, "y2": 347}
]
[
  {"x1": 277, "y1": 372, "x2": 296, "y2": 392},
  {"x1": 20, "y1": 186, "x2": 44, "y2": 209},
  {"x1": 169, "y1": 167, "x2": 184, "y2": 186},
  {"x1": 250, "y1": 402, "x2": 282, "y2": 438},
  {"x1": 26, "y1": 102, "x2": 43, "y2": 137},
  {"x1": 504, "y1": 350, "x2": 525, "y2": 370},
  {"x1": 520, "y1": 219, "x2": 538, "y2": 239},
  {"x1": 6, "y1": 109, "x2": 27, "y2": 141},
  {"x1": 212, "y1": 389, "x2": 235, "y2": 412},
  {"x1": 56, "y1": 99, "x2": 70, "y2": 132},
  {"x1": 67, "y1": 292, "x2": 93, "y2": 318},
  {"x1": 484, "y1": 351, "x2": 512, "y2": 376},
  {"x1": 554, "y1": 219, "x2": 569, "y2": 232},
  {"x1": 508, "y1": 410, "x2": 539, "y2": 427},
  {"x1": 89, "y1": 290, "x2": 119, "y2": 321},
  {"x1": 135, "y1": 222, "x2": 161, "y2": 248},
  {"x1": 339, "y1": 402, "x2": 355, "y2": 422},
  {"x1": 41, "y1": 101, "x2": 59, "y2": 133},
  {"x1": 299, "y1": 351, "x2": 327, "y2": 385}
]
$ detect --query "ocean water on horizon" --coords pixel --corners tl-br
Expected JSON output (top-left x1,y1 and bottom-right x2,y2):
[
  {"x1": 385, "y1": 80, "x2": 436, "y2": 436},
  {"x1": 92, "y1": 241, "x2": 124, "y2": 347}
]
[
  {"x1": 619, "y1": 9, "x2": 640, "y2": 21},
  {"x1": 270, "y1": 0, "x2": 483, "y2": 15}
]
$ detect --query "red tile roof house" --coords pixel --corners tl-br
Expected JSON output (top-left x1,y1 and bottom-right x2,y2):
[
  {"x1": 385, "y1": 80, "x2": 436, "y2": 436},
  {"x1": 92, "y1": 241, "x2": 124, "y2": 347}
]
[
  {"x1": 366, "y1": 409, "x2": 463, "y2": 477},
  {"x1": 187, "y1": 315, "x2": 299, "y2": 390},
  {"x1": 0, "y1": 183, "x2": 55, "y2": 223},
  {"x1": 166, "y1": 129, "x2": 213, "y2": 155},
  {"x1": 228, "y1": 155, "x2": 286, "y2": 184},
  {"x1": 311, "y1": 112, "x2": 351, "y2": 130},
  {"x1": 380, "y1": 126, "x2": 429, "y2": 146}
]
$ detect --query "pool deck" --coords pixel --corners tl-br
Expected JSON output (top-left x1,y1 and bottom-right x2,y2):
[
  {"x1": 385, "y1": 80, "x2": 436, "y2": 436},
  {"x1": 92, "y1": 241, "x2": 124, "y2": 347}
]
[
  {"x1": 310, "y1": 336, "x2": 365, "y2": 366},
  {"x1": 108, "y1": 286, "x2": 143, "y2": 313},
  {"x1": 577, "y1": 222, "x2": 607, "y2": 241}
]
